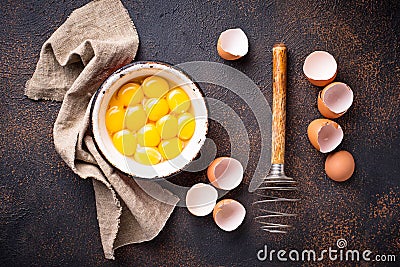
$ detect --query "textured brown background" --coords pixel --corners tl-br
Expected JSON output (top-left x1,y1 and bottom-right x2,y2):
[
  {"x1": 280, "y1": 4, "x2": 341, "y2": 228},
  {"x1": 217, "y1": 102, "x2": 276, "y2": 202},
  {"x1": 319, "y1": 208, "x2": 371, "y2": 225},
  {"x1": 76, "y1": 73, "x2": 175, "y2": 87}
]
[{"x1": 1, "y1": 0, "x2": 399, "y2": 266}]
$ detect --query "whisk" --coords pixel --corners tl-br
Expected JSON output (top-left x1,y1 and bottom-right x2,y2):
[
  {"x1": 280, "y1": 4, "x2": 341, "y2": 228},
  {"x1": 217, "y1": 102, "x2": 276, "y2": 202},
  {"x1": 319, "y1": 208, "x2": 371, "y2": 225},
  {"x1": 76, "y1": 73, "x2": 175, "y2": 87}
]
[{"x1": 253, "y1": 43, "x2": 299, "y2": 233}]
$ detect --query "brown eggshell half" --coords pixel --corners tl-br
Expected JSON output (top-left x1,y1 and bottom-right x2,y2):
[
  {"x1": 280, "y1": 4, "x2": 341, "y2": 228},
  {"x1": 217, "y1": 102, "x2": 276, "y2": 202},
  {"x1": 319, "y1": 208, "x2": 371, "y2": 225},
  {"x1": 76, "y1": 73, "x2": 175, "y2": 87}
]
[
  {"x1": 213, "y1": 199, "x2": 246, "y2": 232},
  {"x1": 303, "y1": 51, "x2": 337, "y2": 87},
  {"x1": 325, "y1": 150, "x2": 355, "y2": 182},
  {"x1": 186, "y1": 183, "x2": 218, "y2": 217},
  {"x1": 217, "y1": 39, "x2": 241, "y2": 60},
  {"x1": 307, "y1": 73, "x2": 337, "y2": 87},
  {"x1": 207, "y1": 157, "x2": 243, "y2": 190},
  {"x1": 318, "y1": 92, "x2": 345, "y2": 119},
  {"x1": 307, "y1": 119, "x2": 344, "y2": 153},
  {"x1": 217, "y1": 28, "x2": 249, "y2": 61},
  {"x1": 318, "y1": 82, "x2": 354, "y2": 118}
]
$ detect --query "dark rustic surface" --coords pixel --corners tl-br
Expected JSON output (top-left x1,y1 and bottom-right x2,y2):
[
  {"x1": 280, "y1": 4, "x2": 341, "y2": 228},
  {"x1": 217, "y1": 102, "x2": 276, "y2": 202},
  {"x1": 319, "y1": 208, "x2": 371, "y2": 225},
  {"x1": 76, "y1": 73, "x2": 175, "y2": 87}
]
[{"x1": 1, "y1": 0, "x2": 399, "y2": 266}]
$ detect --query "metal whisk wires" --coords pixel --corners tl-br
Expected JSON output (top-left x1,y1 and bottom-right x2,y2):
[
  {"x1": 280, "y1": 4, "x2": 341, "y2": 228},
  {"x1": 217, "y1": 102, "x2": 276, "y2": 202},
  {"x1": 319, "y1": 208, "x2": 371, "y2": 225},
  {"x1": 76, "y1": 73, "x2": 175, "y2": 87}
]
[{"x1": 254, "y1": 164, "x2": 299, "y2": 233}]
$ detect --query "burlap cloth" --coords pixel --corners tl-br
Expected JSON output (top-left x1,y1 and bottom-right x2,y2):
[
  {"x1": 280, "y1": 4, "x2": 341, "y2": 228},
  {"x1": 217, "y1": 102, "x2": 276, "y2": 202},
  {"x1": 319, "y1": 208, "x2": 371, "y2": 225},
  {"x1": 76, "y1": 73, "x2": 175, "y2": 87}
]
[{"x1": 25, "y1": 0, "x2": 179, "y2": 260}]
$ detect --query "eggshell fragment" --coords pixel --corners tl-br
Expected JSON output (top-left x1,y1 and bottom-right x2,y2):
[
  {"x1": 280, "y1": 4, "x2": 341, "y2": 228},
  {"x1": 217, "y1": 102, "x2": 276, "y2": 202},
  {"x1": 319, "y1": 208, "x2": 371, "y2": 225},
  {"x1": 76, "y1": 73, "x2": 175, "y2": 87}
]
[
  {"x1": 318, "y1": 82, "x2": 353, "y2": 118},
  {"x1": 325, "y1": 150, "x2": 355, "y2": 182},
  {"x1": 303, "y1": 51, "x2": 337, "y2": 86},
  {"x1": 207, "y1": 157, "x2": 243, "y2": 190},
  {"x1": 318, "y1": 93, "x2": 344, "y2": 119},
  {"x1": 217, "y1": 28, "x2": 249, "y2": 60},
  {"x1": 213, "y1": 199, "x2": 246, "y2": 232},
  {"x1": 186, "y1": 183, "x2": 218, "y2": 217},
  {"x1": 307, "y1": 119, "x2": 343, "y2": 153}
]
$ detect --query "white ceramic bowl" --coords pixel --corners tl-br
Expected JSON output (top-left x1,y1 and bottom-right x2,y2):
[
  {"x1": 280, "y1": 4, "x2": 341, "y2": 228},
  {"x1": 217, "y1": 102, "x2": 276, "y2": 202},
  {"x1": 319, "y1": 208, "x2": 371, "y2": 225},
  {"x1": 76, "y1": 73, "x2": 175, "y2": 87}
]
[{"x1": 91, "y1": 61, "x2": 208, "y2": 179}]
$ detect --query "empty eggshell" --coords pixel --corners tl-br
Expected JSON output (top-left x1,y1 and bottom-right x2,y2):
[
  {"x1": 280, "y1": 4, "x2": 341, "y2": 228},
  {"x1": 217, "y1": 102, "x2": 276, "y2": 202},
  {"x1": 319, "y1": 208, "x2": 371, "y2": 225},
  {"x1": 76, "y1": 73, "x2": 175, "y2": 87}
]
[
  {"x1": 307, "y1": 119, "x2": 343, "y2": 153},
  {"x1": 318, "y1": 82, "x2": 354, "y2": 118},
  {"x1": 303, "y1": 51, "x2": 337, "y2": 87},
  {"x1": 186, "y1": 183, "x2": 218, "y2": 217},
  {"x1": 318, "y1": 93, "x2": 344, "y2": 119},
  {"x1": 325, "y1": 150, "x2": 355, "y2": 182},
  {"x1": 217, "y1": 28, "x2": 249, "y2": 60},
  {"x1": 213, "y1": 199, "x2": 246, "y2": 231},
  {"x1": 207, "y1": 157, "x2": 243, "y2": 190}
]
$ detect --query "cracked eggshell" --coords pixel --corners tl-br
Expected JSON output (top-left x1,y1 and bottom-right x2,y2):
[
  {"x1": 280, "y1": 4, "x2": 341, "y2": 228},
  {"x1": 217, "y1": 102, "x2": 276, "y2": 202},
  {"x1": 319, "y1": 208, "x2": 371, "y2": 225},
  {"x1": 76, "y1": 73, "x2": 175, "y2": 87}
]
[
  {"x1": 307, "y1": 119, "x2": 343, "y2": 153},
  {"x1": 303, "y1": 51, "x2": 337, "y2": 87},
  {"x1": 186, "y1": 183, "x2": 218, "y2": 217},
  {"x1": 318, "y1": 82, "x2": 353, "y2": 119},
  {"x1": 213, "y1": 199, "x2": 246, "y2": 232},
  {"x1": 217, "y1": 28, "x2": 249, "y2": 60},
  {"x1": 207, "y1": 157, "x2": 243, "y2": 190},
  {"x1": 318, "y1": 92, "x2": 343, "y2": 119}
]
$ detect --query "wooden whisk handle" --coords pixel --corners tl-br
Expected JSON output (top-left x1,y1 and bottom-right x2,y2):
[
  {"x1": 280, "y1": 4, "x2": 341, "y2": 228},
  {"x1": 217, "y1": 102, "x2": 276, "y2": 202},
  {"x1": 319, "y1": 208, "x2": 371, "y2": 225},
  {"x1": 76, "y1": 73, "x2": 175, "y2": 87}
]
[{"x1": 271, "y1": 43, "x2": 287, "y2": 164}]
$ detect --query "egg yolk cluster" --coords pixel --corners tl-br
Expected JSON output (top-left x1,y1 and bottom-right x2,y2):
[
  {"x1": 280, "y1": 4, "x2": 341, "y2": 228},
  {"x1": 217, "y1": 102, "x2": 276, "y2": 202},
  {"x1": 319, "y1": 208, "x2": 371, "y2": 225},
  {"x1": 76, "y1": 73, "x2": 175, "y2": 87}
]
[{"x1": 105, "y1": 76, "x2": 196, "y2": 165}]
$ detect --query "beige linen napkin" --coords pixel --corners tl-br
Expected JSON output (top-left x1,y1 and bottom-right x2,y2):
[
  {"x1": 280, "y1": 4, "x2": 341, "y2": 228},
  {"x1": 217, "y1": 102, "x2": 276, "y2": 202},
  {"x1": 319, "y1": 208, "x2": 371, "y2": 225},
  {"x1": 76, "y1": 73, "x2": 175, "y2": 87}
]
[{"x1": 25, "y1": 0, "x2": 179, "y2": 260}]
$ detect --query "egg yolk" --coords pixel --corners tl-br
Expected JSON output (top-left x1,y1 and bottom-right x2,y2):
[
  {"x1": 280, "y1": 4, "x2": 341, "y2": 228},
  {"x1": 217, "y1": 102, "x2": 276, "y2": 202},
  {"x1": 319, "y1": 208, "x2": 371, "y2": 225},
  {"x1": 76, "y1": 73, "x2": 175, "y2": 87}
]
[
  {"x1": 112, "y1": 129, "x2": 137, "y2": 156},
  {"x1": 108, "y1": 95, "x2": 122, "y2": 109},
  {"x1": 178, "y1": 113, "x2": 196, "y2": 140},
  {"x1": 144, "y1": 98, "x2": 169, "y2": 121},
  {"x1": 137, "y1": 124, "x2": 161, "y2": 147},
  {"x1": 106, "y1": 106, "x2": 125, "y2": 133},
  {"x1": 125, "y1": 105, "x2": 147, "y2": 132},
  {"x1": 166, "y1": 88, "x2": 191, "y2": 114},
  {"x1": 158, "y1": 137, "x2": 183, "y2": 160},
  {"x1": 134, "y1": 146, "x2": 162, "y2": 165},
  {"x1": 107, "y1": 75, "x2": 197, "y2": 165},
  {"x1": 117, "y1": 83, "x2": 144, "y2": 107},
  {"x1": 156, "y1": 114, "x2": 178, "y2": 139},
  {"x1": 142, "y1": 76, "x2": 169, "y2": 98}
]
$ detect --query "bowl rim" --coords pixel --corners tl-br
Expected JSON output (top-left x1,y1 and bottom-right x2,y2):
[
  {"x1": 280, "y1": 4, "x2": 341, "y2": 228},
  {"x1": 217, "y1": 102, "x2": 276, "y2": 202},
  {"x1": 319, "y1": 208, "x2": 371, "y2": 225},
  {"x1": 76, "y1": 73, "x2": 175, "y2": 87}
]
[{"x1": 89, "y1": 61, "x2": 208, "y2": 180}]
